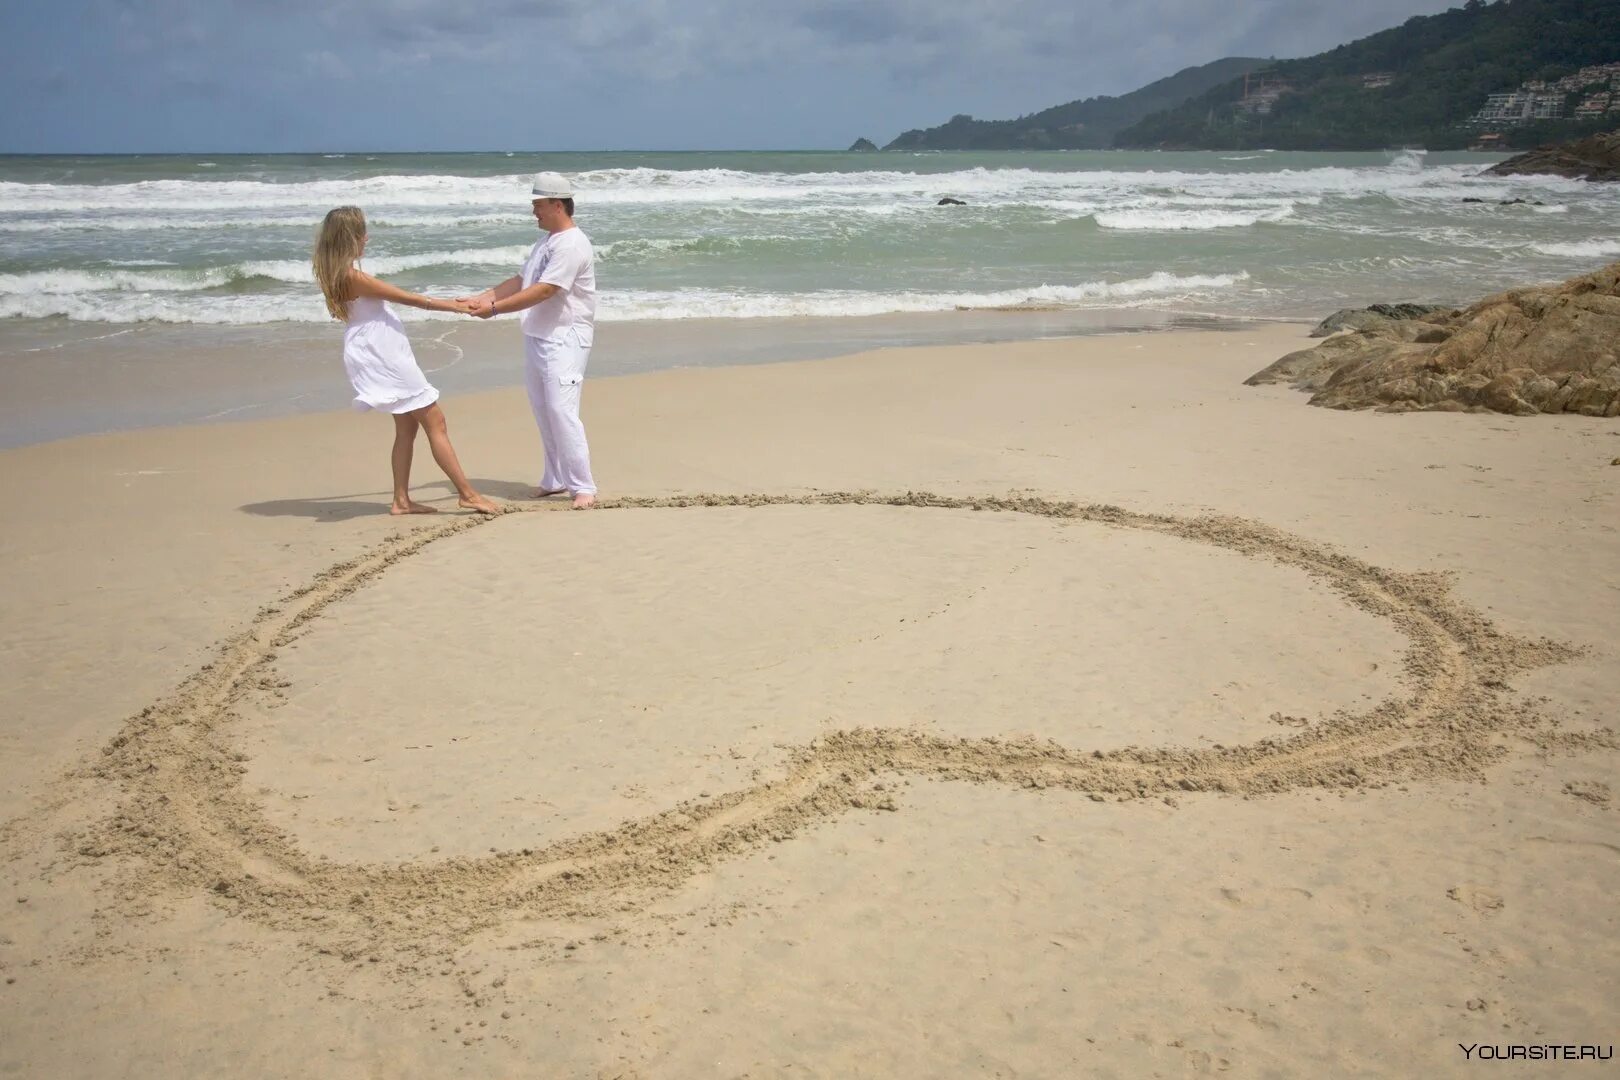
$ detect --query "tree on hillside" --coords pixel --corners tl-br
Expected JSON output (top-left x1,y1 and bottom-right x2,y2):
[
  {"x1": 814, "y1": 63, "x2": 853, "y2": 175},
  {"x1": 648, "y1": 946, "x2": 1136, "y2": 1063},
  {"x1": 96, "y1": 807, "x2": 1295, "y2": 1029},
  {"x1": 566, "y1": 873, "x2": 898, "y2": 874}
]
[{"x1": 1114, "y1": 0, "x2": 1620, "y2": 150}]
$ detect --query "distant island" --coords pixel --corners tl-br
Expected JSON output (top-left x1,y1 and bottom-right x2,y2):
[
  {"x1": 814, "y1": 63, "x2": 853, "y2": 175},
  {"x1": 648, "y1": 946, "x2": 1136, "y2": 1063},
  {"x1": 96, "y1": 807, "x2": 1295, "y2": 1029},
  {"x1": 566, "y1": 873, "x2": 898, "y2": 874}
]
[{"x1": 864, "y1": 0, "x2": 1619, "y2": 152}]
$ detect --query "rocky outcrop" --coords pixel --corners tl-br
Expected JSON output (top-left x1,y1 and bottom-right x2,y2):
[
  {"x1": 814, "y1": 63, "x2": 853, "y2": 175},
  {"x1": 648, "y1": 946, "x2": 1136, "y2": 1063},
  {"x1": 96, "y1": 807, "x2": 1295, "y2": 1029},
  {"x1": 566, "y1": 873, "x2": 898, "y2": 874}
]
[
  {"x1": 937, "y1": 197, "x2": 967, "y2": 206},
  {"x1": 1309, "y1": 302, "x2": 1448, "y2": 338},
  {"x1": 848, "y1": 138, "x2": 879, "y2": 152},
  {"x1": 1246, "y1": 262, "x2": 1620, "y2": 415},
  {"x1": 1483, "y1": 131, "x2": 1620, "y2": 181}
]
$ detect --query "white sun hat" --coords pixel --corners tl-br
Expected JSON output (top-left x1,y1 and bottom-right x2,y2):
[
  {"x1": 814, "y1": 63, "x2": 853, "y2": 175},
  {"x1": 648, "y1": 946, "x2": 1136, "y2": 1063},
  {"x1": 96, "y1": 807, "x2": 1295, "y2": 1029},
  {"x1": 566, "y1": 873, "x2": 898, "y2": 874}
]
[{"x1": 530, "y1": 171, "x2": 574, "y2": 198}]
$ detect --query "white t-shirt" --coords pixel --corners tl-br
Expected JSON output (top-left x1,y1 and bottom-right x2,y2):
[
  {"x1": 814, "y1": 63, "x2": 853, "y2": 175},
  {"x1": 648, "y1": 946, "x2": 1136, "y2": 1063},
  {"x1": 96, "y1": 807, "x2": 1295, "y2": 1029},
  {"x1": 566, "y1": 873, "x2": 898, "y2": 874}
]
[{"x1": 520, "y1": 227, "x2": 596, "y2": 344}]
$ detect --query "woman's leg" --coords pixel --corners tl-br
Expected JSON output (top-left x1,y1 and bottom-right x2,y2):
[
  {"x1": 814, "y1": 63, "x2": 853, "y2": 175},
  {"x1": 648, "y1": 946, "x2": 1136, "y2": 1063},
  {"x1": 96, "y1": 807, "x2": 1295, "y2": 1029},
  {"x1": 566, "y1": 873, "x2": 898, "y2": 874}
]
[
  {"x1": 413, "y1": 403, "x2": 500, "y2": 514},
  {"x1": 389, "y1": 413, "x2": 436, "y2": 515}
]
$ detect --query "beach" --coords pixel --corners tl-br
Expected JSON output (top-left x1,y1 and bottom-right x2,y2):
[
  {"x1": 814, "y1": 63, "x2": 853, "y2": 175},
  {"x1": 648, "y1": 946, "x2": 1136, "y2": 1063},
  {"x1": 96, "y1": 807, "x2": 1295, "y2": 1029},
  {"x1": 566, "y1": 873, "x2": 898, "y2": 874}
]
[{"x1": 2, "y1": 320, "x2": 1616, "y2": 1077}]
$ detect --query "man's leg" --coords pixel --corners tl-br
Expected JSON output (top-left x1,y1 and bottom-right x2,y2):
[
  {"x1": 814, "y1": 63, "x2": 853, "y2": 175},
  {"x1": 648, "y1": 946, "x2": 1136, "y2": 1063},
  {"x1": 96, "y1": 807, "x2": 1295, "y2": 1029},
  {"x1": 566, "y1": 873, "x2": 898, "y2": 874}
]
[
  {"x1": 523, "y1": 336, "x2": 566, "y2": 497},
  {"x1": 540, "y1": 339, "x2": 596, "y2": 506}
]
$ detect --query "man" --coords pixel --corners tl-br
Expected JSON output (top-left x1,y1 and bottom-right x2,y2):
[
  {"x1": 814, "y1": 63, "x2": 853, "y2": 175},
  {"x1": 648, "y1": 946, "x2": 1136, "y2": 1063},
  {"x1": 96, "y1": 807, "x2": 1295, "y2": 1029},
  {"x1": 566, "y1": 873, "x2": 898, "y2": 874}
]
[{"x1": 462, "y1": 172, "x2": 598, "y2": 508}]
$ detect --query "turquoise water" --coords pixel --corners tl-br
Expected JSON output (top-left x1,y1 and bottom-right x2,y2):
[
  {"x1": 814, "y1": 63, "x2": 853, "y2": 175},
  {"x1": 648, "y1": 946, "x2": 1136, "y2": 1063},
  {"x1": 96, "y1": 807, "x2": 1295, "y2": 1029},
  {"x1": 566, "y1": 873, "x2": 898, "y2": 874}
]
[{"x1": 2, "y1": 149, "x2": 1617, "y2": 327}]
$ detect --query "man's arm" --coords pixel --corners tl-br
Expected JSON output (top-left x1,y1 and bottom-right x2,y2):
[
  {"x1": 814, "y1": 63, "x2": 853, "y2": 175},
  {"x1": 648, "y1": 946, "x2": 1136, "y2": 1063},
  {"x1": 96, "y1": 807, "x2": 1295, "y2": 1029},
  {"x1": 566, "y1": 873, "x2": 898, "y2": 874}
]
[
  {"x1": 459, "y1": 275, "x2": 523, "y2": 306},
  {"x1": 477, "y1": 281, "x2": 559, "y2": 318}
]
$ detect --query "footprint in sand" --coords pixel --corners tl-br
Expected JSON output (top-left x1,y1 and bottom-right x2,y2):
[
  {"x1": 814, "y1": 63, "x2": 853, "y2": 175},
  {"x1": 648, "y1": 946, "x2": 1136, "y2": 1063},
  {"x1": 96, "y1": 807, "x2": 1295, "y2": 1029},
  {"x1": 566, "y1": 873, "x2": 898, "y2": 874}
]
[
  {"x1": 1219, "y1": 886, "x2": 1314, "y2": 908},
  {"x1": 1446, "y1": 884, "x2": 1504, "y2": 915},
  {"x1": 1221, "y1": 1005, "x2": 1281, "y2": 1031},
  {"x1": 1562, "y1": 780, "x2": 1611, "y2": 806}
]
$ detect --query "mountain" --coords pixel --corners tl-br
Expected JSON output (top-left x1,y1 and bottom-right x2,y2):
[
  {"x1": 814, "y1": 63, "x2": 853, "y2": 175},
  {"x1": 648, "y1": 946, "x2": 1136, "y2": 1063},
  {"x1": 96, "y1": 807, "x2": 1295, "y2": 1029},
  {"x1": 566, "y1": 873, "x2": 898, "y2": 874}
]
[
  {"x1": 878, "y1": 57, "x2": 1268, "y2": 151},
  {"x1": 1114, "y1": 0, "x2": 1620, "y2": 150}
]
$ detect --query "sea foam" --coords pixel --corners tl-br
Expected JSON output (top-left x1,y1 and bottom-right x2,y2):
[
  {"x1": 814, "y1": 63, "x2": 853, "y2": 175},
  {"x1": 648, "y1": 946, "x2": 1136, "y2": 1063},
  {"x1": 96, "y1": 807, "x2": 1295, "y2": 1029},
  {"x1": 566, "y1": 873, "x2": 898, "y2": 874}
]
[{"x1": 0, "y1": 271, "x2": 1249, "y2": 325}]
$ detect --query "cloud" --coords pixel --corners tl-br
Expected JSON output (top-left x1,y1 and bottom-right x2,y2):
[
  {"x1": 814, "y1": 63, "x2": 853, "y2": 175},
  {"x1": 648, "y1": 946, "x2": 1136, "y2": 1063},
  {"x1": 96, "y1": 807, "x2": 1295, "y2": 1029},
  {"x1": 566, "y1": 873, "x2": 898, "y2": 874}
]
[
  {"x1": 71, "y1": 0, "x2": 1464, "y2": 89},
  {"x1": 2, "y1": 0, "x2": 1465, "y2": 150},
  {"x1": 304, "y1": 50, "x2": 353, "y2": 81},
  {"x1": 795, "y1": 3, "x2": 919, "y2": 48}
]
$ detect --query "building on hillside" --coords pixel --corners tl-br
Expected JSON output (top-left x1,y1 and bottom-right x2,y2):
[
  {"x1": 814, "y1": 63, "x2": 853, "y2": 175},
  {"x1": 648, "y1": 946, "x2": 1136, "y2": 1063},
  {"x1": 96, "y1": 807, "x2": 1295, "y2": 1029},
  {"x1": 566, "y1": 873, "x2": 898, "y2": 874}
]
[
  {"x1": 1530, "y1": 95, "x2": 1564, "y2": 120},
  {"x1": 1553, "y1": 63, "x2": 1620, "y2": 93},
  {"x1": 1469, "y1": 90, "x2": 1565, "y2": 125},
  {"x1": 1360, "y1": 72, "x2": 1395, "y2": 89},
  {"x1": 1234, "y1": 70, "x2": 1293, "y2": 115},
  {"x1": 1469, "y1": 132, "x2": 1506, "y2": 151},
  {"x1": 1467, "y1": 63, "x2": 1620, "y2": 126},
  {"x1": 1574, "y1": 92, "x2": 1613, "y2": 118}
]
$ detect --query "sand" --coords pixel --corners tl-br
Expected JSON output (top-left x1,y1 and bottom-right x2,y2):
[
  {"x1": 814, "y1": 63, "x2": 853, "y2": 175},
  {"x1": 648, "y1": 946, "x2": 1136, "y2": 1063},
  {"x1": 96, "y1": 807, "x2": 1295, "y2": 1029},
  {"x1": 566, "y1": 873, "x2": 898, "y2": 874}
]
[{"x1": 1, "y1": 322, "x2": 1616, "y2": 1077}]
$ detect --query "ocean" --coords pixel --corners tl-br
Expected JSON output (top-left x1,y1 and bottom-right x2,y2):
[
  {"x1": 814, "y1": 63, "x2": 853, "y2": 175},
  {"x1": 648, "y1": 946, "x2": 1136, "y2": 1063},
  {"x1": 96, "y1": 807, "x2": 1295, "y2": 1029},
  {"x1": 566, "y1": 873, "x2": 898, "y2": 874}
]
[{"x1": 3, "y1": 148, "x2": 1617, "y2": 329}]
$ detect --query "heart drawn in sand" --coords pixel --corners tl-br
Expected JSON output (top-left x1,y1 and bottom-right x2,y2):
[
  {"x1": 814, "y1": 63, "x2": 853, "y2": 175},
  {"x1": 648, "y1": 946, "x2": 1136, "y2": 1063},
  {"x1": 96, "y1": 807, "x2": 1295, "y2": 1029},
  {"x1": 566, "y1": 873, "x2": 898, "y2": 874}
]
[{"x1": 69, "y1": 491, "x2": 1587, "y2": 964}]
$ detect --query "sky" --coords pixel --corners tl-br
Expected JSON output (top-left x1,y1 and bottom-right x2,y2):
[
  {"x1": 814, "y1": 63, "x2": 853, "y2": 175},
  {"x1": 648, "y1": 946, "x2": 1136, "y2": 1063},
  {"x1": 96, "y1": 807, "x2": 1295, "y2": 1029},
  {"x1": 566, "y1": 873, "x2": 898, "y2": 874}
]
[{"x1": 0, "y1": 0, "x2": 1465, "y2": 153}]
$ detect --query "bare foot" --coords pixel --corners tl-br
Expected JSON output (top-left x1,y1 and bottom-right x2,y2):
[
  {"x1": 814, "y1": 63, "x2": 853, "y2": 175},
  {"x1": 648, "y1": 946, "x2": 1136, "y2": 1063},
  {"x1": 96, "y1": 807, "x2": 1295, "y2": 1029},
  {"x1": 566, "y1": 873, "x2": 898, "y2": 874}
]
[
  {"x1": 571, "y1": 493, "x2": 597, "y2": 510},
  {"x1": 390, "y1": 499, "x2": 439, "y2": 516},
  {"x1": 529, "y1": 487, "x2": 567, "y2": 499},
  {"x1": 459, "y1": 493, "x2": 502, "y2": 515}
]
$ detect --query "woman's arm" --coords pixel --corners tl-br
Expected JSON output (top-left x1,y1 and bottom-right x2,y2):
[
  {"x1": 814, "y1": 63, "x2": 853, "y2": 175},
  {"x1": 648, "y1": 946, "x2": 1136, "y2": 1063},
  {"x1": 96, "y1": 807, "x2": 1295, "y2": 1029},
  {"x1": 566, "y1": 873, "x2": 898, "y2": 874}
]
[{"x1": 347, "y1": 269, "x2": 471, "y2": 314}]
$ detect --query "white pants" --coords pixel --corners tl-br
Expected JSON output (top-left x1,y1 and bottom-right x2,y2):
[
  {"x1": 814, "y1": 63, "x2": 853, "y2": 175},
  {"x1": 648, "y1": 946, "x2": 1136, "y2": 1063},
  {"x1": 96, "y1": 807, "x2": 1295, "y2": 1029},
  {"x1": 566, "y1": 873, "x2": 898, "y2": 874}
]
[{"x1": 523, "y1": 331, "x2": 596, "y2": 495}]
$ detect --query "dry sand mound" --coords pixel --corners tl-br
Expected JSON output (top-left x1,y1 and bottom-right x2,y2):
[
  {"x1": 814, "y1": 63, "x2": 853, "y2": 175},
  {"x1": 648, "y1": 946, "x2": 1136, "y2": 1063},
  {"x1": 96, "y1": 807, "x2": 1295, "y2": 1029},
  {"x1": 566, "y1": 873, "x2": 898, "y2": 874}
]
[
  {"x1": 1246, "y1": 261, "x2": 1620, "y2": 415},
  {"x1": 5, "y1": 492, "x2": 1597, "y2": 975}
]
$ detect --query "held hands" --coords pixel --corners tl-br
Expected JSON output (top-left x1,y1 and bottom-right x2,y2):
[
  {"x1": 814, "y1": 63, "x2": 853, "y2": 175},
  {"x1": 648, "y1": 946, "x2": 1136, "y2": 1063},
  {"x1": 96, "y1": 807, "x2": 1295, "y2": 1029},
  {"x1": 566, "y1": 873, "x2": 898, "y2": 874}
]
[{"x1": 453, "y1": 295, "x2": 496, "y2": 319}]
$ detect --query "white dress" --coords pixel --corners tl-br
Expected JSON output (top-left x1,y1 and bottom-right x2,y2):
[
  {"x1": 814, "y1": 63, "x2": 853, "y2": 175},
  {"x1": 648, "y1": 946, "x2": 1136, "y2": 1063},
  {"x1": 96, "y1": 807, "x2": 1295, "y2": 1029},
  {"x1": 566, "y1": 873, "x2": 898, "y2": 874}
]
[{"x1": 341, "y1": 295, "x2": 440, "y2": 414}]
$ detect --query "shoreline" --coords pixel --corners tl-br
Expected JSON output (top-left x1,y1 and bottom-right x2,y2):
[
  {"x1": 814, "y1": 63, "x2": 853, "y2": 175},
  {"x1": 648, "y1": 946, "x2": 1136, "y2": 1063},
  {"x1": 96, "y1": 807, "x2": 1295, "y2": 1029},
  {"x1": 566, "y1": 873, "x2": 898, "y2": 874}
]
[{"x1": 0, "y1": 305, "x2": 1286, "y2": 449}]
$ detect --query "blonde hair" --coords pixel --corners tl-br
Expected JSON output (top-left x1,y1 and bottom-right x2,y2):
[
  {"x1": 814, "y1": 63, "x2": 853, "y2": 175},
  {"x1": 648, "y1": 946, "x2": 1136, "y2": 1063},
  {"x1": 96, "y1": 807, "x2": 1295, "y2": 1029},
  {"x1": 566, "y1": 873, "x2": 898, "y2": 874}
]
[{"x1": 313, "y1": 206, "x2": 366, "y2": 321}]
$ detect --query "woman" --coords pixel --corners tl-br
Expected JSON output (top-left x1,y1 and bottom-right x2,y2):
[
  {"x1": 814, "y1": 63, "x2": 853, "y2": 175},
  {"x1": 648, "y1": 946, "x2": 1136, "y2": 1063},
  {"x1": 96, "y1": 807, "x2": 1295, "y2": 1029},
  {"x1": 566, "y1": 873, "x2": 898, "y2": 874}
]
[{"x1": 312, "y1": 206, "x2": 499, "y2": 516}]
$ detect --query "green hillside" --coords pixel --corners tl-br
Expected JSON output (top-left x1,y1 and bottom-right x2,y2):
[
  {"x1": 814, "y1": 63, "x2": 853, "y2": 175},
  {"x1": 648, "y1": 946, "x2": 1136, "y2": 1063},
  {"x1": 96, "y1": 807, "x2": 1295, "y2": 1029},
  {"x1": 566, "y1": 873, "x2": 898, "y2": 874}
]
[
  {"x1": 881, "y1": 57, "x2": 1267, "y2": 150},
  {"x1": 1114, "y1": 0, "x2": 1620, "y2": 150}
]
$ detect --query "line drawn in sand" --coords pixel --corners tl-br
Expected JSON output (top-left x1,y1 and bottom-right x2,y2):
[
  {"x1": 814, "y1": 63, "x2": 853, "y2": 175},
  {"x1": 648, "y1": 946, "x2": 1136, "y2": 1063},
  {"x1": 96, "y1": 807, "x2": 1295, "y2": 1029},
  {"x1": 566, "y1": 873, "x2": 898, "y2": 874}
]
[{"x1": 7, "y1": 491, "x2": 1607, "y2": 969}]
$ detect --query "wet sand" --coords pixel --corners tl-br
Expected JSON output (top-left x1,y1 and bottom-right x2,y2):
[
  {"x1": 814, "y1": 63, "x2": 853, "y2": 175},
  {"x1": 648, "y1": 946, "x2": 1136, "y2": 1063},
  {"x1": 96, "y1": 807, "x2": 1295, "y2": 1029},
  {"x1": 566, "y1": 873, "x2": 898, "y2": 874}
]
[
  {"x1": 1, "y1": 322, "x2": 1616, "y2": 1077},
  {"x1": 0, "y1": 306, "x2": 1220, "y2": 448}
]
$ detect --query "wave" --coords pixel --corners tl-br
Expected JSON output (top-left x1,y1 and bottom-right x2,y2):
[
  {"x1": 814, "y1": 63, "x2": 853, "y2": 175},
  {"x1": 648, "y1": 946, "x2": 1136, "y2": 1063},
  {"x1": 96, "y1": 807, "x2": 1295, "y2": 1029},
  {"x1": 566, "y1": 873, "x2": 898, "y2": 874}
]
[
  {"x1": 258, "y1": 245, "x2": 533, "y2": 280},
  {"x1": 0, "y1": 246, "x2": 536, "y2": 295},
  {"x1": 1093, "y1": 206, "x2": 1295, "y2": 230},
  {"x1": 595, "y1": 234, "x2": 806, "y2": 262},
  {"x1": 1032, "y1": 194, "x2": 1315, "y2": 216},
  {"x1": 605, "y1": 272, "x2": 1251, "y2": 321},
  {"x1": 1529, "y1": 239, "x2": 1620, "y2": 257},
  {"x1": 0, "y1": 162, "x2": 1595, "y2": 218},
  {"x1": 0, "y1": 271, "x2": 1249, "y2": 325},
  {"x1": 0, "y1": 267, "x2": 240, "y2": 295},
  {"x1": 0, "y1": 210, "x2": 525, "y2": 233},
  {"x1": 0, "y1": 174, "x2": 536, "y2": 213},
  {"x1": 1388, "y1": 149, "x2": 1428, "y2": 173}
]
